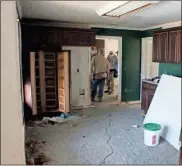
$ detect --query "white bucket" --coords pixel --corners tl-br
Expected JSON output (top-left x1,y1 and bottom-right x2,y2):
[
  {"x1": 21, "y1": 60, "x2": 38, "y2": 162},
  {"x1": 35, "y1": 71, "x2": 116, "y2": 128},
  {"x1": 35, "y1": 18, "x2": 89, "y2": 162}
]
[{"x1": 143, "y1": 123, "x2": 161, "y2": 146}]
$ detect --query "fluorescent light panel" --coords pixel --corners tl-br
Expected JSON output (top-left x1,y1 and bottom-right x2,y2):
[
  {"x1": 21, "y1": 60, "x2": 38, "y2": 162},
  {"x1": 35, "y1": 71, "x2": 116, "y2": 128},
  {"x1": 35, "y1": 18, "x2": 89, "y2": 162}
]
[{"x1": 97, "y1": 1, "x2": 160, "y2": 18}]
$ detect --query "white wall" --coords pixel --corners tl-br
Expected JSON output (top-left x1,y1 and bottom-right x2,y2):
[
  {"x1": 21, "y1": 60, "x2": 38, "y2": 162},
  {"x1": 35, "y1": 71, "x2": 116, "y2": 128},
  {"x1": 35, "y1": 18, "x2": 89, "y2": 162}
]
[
  {"x1": 104, "y1": 38, "x2": 119, "y2": 57},
  {"x1": 1, "y1": 1, "x2": 25, "y2": 164},
  {"x1": 62, "y1": 46, "x2": 90, "y2": 108}
]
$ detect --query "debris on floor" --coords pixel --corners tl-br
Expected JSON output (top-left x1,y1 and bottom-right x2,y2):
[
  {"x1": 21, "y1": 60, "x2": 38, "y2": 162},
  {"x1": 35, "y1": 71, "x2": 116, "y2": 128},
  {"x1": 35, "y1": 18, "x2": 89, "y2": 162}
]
[
  {"x1": 41, "y1": 117, "x2": 66, "y2": 125},
  {"x1": 25, "y1": 137, "x2": 51, "y2": 165},
  {"x1": 132, "y1": 125, "x2": 140, "y2": 128},
  {"x1": 26, "y1": 114, "x2": 83, "y2": 127},
  {"x1": 34, "y1": 153, "x2": 51, "y2": 165},
  {"x1": 90, "y1": 105, "x2": 95, "y2": 108},
  {"x1": 68, "y1": 124, "x2": 77, "y2": 127}
]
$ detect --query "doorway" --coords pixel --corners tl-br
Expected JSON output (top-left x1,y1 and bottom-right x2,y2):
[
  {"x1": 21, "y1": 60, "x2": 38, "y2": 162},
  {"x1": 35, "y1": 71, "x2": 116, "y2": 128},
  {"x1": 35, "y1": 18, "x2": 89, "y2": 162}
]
[
  {"x1": 89, "y1": 35, "x2": 122, "y2": 104},
  {"x1": 28, "y1": 51, "x2": 70, "y2": 115},
  {"x1": 140, "y1": 37, "x2": 159, "y2": 99}
]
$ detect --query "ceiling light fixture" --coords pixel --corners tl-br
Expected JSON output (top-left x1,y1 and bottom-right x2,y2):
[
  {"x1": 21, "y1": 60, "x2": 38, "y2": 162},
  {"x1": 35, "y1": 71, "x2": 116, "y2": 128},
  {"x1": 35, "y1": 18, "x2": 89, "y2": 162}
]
[{"x1": 96, "y1": 1, "x2": 160, "y2": 18}]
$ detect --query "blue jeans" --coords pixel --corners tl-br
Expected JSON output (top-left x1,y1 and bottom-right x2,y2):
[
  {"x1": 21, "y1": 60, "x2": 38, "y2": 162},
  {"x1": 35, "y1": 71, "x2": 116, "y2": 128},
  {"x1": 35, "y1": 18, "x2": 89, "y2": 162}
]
[{"x1": 91, "y1": 78, "x2": 105, "y2": 100}]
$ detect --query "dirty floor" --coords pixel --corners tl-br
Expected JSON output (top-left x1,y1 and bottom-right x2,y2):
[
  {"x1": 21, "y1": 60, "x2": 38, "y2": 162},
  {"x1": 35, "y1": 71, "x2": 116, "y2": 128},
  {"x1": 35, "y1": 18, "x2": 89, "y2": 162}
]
[{"x1": 26, "y1": 103, "x2": 178, "y2": 165}]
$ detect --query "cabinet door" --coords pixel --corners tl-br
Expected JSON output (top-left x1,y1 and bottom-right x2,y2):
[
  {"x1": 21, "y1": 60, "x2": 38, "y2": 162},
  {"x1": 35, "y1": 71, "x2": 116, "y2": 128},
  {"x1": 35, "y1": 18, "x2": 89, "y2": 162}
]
[
  {"x1": 152, "y1": 33, "x2": 160, "y2": 62},
  {"x1": 159, "y1": 32, "x2": 168, "y2": 62},
  {"x1": 147, "y1": 92, "x2": 154, "y2": 109},
  {"x1": 57, "y1": 51, "x2": 70, "y2": 113},
  {"x1": 141, "y1": 90, "x2": 148, "y2": 114},
  {"x1": 23, "y1": 27, "x2": 41, "y2": 50},
  {"x1": 177, "y1": 30, "x2": 181, "y2": 63},
  {"x1": 62, "y1": 30, "x2": 95, "y2": 46},
  {"x1": 169, "y1": 30, "x2": 178, "y2": 63},
  {"x1": 40, "y1": 29, "x2": 60, "y2": 48}
]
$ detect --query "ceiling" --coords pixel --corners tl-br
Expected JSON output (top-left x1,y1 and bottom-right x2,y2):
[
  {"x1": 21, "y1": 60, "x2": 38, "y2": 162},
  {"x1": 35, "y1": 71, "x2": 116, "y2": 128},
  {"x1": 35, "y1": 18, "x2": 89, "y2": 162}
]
[{"x1": 20, "y1": 1, "x2": 181, "y2": 30}]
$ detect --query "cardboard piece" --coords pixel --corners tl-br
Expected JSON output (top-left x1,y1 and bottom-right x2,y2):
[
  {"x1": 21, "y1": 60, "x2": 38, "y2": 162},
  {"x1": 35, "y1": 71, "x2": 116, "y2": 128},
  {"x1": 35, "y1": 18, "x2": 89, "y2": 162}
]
[{"x1": 143, "y1": 74, "x2": 181, "y2": 150}]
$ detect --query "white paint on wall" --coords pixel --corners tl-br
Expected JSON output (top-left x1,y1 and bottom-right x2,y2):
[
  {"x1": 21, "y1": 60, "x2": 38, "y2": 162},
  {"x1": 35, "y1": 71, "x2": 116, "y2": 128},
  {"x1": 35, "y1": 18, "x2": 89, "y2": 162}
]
[
  {"x1": 62, "y1": 46, "x2": 90, "y2": 108},
  {"x1": 104, "y1": 38, "x2": 119, "y2": 58},
  {"x1": 140, "y1": 37, "x2": 159, "y2": 100},
  {"x1": 1, "y1": 1, "x2": 25, "y2": 164},
  {"x1": 141, "y1": 37, "x2": 159, "y2": 80}
]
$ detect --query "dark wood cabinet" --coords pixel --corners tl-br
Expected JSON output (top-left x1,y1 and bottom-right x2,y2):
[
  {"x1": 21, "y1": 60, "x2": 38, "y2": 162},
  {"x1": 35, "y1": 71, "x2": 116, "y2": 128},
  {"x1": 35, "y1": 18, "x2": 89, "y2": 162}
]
[
  {"x1": 177, "y1": 30, "x2": 181, "y2": 63},
  {"x1": 141, "y1": 81, "x2": 158, "y2": 114},
  {"x1": 152, "y1": 26, "x2": 182, "y2": 64},
  {"x1": 169, "y1": 30, "x2": 178, "y2": 63},
  {"x1": 40, "y1": 28, "x2": 60, "y2": 48},
  {"x1": 152, "y1": 33, "x2": 160, "y2": 62},
  {"x1": 22, "y1": 26, "x2": 41, "y2": 50},
  {"x1": 159, "y1": 32, "x2": 168, "y2": 62},
  {"x1": 22, "y1": 25, "x2": 96, "y2": 50},
  {"x1": 62, "y1": 30, "x2": 95, "y2": 46}
]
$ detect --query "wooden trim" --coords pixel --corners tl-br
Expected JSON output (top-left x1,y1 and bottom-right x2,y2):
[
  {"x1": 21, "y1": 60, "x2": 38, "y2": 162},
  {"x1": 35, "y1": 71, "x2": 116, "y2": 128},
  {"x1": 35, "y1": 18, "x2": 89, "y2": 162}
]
[
  {"x1": 68, "y1": 51, "x2": 72, "y2": 112},
  {"x1": 38, "y1": 50, "x2": 46, "y2": 112},
  {"x1": 64, "y1": 52, "x2": 70, "y2": 113},
  {"x1": 30, "y1": 52, "x2": 37, "y2": 115},
  {"x1": 153, "y1": 26, "x2": 182, "y2": 34}
]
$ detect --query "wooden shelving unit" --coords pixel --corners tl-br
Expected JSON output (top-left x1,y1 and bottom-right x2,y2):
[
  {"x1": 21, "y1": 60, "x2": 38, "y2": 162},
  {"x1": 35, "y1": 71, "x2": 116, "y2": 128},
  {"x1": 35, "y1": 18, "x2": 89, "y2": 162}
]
[
  {"x1": 34, "y1": 52, "x2": 58, "y2": 113},
  {"x1": 35, "y1": 53, "x2": 41, "y2": 111},
  {"x1": 44, "y1": 53, "x2": 58, "y2": 110},
  {"x1": 30, "y1": 51, "x2": 70, "y2": 115}
]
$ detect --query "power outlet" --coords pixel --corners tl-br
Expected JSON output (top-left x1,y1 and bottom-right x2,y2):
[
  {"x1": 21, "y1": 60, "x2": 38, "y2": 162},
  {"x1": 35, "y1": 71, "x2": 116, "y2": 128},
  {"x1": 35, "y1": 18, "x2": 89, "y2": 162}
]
[{"x1": 79, "y1": 89, "x2": 85, "y2": 95}]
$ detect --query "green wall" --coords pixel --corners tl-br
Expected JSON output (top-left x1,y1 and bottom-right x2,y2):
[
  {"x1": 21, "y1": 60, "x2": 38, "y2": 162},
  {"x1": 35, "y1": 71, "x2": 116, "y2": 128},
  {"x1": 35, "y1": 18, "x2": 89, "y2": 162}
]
[
  {"x1": 159, "y1": 63, "x2": 182, "y2": 76},
  {"x1": 92, "y1": 27, "x2": 181, "y2": 101},
  {"x1": 142, "y1": 28, "x2": 182, "y2": 77},
  {"x1": 92, "y1": 28, "x2": 143, "y2": 101}
]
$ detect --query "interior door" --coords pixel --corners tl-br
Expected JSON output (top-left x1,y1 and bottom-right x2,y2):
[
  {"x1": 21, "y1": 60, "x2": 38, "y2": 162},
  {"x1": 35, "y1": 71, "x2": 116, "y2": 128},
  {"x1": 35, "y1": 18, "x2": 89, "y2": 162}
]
[
  {"x1": 57, "y1": 51, "x2": 70, "y2": 113},
  {"x1": 96, "y1": 39, "x2": 105, "y2": 54}
]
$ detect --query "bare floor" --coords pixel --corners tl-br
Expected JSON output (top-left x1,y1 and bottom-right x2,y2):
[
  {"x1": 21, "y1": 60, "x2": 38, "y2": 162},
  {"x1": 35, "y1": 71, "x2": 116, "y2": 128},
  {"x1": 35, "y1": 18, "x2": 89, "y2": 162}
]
[{"x1": 26, "y1": 103, "x2": 178, "y2": 164}]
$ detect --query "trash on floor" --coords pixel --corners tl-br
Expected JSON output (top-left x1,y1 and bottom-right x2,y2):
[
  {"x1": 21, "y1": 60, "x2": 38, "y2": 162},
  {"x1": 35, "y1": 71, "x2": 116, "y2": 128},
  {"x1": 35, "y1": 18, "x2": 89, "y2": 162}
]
[
  {"x1": 132, "y1": 125, "x2": 140, "y2": 128},
  {"x1": 41, "y1": 117, "x2": 66, "y2": 125},
  {"x1": 25, "y1": 137, "x2": 51, "y2": 165}
]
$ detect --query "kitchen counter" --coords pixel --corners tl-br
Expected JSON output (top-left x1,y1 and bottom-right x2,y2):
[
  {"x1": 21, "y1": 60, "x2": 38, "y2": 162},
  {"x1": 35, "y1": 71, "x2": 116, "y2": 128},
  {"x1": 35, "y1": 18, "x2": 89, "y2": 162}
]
[{"x1": 142, "y1": 79, "x2": 159, "y2": 85}]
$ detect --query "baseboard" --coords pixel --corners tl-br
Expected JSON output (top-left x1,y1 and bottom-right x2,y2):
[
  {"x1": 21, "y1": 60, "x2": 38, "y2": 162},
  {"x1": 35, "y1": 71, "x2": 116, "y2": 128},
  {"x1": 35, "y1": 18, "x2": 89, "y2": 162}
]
[
  {"x1": 71, "y1": 105, "x2": 90, "y2": 110},
  {"x1": 121, "y1": 100, "x2": 141, "y2": 104}
]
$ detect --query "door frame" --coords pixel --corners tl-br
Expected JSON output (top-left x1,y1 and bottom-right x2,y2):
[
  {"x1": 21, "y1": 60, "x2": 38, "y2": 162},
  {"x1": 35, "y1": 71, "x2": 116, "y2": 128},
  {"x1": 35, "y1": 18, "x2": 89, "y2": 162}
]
[
  {"x1": 95, "y1": 35, "x2": 123, "y2": 102},
  {"x1": 59, "y1": 50, "x2": 72, "y2": 113},
  {"x1": 140, "y1": 37, "x2": 159, "y2": 100}
]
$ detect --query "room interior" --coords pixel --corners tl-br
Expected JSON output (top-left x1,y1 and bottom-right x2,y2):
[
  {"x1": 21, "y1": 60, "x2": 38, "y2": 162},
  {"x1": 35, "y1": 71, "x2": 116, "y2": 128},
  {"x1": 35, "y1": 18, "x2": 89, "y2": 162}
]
[{"x1": 1, "y1": 1, "x2": 181, "y2": 165}]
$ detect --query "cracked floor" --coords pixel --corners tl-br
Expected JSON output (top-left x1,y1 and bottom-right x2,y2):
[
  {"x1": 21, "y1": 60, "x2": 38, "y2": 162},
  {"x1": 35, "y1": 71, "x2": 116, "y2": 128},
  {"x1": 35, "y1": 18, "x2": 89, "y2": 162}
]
[{"x1": 26, "y1": 105, "x2": 178, "y2": 164}]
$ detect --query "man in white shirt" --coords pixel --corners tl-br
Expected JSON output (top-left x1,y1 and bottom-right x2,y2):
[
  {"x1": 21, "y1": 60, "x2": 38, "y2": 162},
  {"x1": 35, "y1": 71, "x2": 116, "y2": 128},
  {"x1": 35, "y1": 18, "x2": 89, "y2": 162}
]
[{"x1": 107, "y1": 51, "x2": 118, "y2": 94}]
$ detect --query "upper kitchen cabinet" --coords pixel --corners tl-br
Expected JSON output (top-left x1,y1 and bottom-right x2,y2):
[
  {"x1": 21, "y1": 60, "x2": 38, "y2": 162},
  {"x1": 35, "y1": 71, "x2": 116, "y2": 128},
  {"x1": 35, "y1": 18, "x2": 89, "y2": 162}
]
[
  {"x1": 152, "y1": 33, "x2": 160, "y2": 62},
  {"x1": 62, "y1": 30, "x2": 95, "y2": 46},
  {"x1": 40, "y1": 28, "x2": 60, "y2": 50},
  {"x1": 177, "y1": 30, "x2": 181, "y2": 63},
  {"x1": 168, "y1": 29, "x2": 182, "y2": 64},
  {"x1": 21, "y1": 24, "x2": 96, "y2": 50},
  {"x1": 22, "y1": 25, "x2": 41, "y2": 51},
  {"x1": 152, "y1": 32, "x2": 168, "y2": 62},
  {"x1": 152, "y1": 26, "x2": 182, "y2": 64}
]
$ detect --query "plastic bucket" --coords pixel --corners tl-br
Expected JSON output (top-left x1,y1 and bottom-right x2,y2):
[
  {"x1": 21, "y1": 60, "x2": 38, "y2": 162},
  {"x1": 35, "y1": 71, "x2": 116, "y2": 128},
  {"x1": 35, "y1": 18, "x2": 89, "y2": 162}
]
[{"x1": 143, "y1": 123, "x2": 161, "y2": 146}]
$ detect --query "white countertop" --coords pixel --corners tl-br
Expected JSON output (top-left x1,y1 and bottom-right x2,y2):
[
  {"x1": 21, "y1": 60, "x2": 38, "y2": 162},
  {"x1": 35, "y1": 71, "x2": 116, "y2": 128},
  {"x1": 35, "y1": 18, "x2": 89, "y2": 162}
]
[{"x1": 142, "y1": 79, "x2": 159, "y2": 85}]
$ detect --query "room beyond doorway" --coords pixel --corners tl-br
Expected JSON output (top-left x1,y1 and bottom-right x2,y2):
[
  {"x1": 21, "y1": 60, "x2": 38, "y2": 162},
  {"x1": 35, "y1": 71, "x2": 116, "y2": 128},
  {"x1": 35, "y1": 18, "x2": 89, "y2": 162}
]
[{"x1": 89, "y1": 35, "x2": 122, "y2": 106}]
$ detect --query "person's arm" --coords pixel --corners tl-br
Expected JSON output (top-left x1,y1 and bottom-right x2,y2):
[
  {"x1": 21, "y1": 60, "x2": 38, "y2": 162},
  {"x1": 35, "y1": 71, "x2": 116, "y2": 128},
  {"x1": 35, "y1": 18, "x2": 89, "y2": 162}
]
[
  {"x1": 115, "y1": 55, "x2": 118, "y2": 65},
  {"x1": 106, "y1": 59, "x2": 110, "y2": 74},
  {"x1": 90, "y1": 56, "x2": 95, "y2": 75}
]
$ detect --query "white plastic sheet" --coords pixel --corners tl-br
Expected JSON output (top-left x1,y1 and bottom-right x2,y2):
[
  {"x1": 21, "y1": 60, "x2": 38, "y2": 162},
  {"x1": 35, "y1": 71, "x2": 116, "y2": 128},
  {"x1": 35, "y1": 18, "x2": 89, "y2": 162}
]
[{"x1": 143, "y1": 74, "x2": 181, "y2": 150}]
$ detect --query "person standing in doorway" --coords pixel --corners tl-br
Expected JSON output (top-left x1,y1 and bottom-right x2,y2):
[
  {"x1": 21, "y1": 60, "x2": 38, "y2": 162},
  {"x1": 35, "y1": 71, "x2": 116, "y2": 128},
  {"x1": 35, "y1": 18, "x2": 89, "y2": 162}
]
[
  {"x1": 90, "y1": 46, "x2": 97, "y2": 61},
  {"x1": 107, "y1": 51, "x2": 118, "y2": 94},
  {"x1": 90, "y1": 48, "x2": 109, "y2": 102}
]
